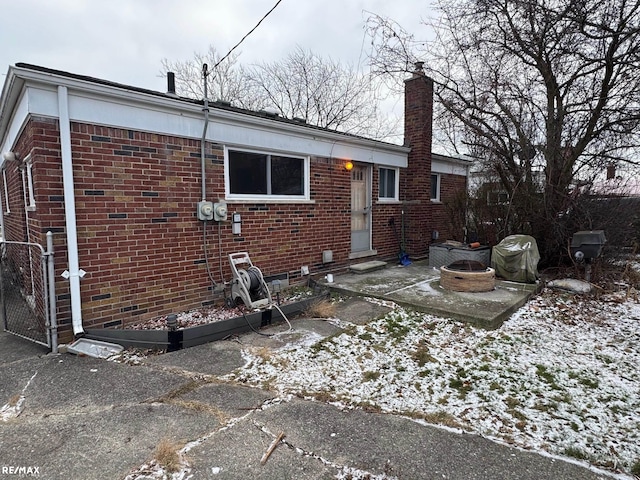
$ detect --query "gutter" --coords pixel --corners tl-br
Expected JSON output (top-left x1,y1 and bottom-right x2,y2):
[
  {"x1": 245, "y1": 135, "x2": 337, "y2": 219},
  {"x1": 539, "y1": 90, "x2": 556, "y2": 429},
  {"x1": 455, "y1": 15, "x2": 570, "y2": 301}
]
[{"x1": 58, "y1": 85, "x2": 84, "y2": 335}]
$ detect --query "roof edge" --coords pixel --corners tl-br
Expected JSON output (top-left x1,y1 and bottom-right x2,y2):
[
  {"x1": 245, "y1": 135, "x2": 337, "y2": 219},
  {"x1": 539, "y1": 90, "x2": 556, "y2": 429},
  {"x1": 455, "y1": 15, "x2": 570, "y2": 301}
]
[{"x1": 7, "y1": 63, "x2": 408, "y2": 152}]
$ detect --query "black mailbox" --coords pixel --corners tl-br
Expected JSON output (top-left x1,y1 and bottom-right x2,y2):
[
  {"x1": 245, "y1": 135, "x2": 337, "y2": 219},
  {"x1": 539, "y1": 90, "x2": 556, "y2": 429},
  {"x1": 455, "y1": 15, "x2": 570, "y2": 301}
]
[{"x1": 570, "y1": 230, "x2": 606, "y2": 260}]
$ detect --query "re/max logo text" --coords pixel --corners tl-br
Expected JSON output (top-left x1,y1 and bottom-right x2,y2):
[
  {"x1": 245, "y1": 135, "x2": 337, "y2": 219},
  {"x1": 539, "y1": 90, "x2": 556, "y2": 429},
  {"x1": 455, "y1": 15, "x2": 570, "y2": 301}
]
[{"x1": 1, "y1": 466, "x2": 40, "y2": 476}]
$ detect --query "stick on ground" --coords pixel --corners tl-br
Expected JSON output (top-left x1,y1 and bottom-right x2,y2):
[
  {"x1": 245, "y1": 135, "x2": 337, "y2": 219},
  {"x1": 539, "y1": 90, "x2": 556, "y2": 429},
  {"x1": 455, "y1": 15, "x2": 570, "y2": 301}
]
[{"x1": 260, "y1": 431, "x2": 286, "y2": 465}]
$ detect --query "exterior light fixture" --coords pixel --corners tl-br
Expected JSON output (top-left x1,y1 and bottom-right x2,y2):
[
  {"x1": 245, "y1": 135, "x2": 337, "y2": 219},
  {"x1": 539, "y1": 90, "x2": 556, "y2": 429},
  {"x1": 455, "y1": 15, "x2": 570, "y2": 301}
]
[
  {"x1": 2, "y1": 152, "x2": 17, "y2": 162},
  {"x1": 166, "y1": 314, "x2": 178, "y2": 331},
  {"x1": 345, "y1": 160, "x2": 354, "y2": 171}
]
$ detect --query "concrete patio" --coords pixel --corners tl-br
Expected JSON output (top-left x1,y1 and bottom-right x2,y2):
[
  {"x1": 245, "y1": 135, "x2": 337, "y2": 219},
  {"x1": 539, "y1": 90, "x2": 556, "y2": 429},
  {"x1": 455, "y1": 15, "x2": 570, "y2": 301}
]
[{"x1": 324, "y1": 260, "x2": 541, "y2": 328}]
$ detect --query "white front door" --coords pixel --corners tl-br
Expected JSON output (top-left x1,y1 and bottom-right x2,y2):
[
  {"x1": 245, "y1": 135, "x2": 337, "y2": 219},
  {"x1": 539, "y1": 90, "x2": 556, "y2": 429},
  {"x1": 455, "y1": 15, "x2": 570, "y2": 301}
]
[{"x1": 351, "y1": 165, "x2": 371, "y2": 253}]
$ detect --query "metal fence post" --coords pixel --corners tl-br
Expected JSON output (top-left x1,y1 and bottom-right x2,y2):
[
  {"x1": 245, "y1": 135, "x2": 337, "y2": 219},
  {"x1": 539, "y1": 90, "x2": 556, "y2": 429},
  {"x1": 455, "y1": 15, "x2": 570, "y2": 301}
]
[{"x1": 46, "y1": 231, "x2": 58, "y2": 353}]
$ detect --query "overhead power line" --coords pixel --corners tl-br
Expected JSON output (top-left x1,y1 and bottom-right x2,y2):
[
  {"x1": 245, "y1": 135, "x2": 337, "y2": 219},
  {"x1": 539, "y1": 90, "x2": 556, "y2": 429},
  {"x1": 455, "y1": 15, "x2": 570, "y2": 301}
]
[{"x1": 214, "y1": 0, "x2": 284, "y2": 70}]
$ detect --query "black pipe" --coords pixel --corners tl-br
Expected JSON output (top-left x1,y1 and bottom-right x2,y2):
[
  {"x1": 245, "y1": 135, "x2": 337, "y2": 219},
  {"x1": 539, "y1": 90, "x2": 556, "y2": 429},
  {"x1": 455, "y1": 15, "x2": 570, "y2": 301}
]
[{"x1": 167, "y1": 72, "x2": 176, "y2": 95}]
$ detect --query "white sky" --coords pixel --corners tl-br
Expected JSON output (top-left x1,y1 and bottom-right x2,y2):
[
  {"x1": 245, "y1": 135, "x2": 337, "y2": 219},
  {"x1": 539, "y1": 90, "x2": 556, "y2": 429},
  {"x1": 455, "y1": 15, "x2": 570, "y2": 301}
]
[{"x1": 0, "y1": 0, "x2": 434, "y2": 93}]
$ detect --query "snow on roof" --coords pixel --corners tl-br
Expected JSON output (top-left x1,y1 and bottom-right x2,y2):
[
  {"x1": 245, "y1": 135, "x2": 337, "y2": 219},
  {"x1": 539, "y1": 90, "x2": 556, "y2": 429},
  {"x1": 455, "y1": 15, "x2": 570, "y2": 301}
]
[{"x1": 590, "y1": 177, "x2": 640, "y2": 197}]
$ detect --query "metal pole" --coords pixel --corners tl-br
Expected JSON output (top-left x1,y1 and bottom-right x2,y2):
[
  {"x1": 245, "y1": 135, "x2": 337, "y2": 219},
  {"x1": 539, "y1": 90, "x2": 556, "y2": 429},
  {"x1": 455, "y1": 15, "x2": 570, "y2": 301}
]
[
  {"x1": 40, "y1": 243, "x2": 51, "y2": 349},
  {"x1": 201, "y1": 63, "x2": 210, "y2": 202},
  {"x1": 46, "y1": 231, "x2": 58, "y2": 353}
]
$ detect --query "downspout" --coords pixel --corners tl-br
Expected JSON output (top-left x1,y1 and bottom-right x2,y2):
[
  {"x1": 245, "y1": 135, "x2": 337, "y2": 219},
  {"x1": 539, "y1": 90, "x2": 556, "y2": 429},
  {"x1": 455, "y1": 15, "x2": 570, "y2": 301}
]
[
  {"x1": 58, "y1": 86, "x2": 84, "y2": 336},
  {"x1": 201, "y1": 64, "x2": 209, "y2": 202},
  {"x1": 0, "y1": 170, "x2": 7, "y2": 241},
  {"x1": 0, "y1": 188, "x2": 4, "y2": 241},
  {"x1": 20, "y1": 166, "x2": 37, "y2": 298}
]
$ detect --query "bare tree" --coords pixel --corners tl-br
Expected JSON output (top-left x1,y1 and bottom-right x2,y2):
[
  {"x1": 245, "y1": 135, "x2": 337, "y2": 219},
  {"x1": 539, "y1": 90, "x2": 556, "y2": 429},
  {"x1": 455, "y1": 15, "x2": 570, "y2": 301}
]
[
  {"x1": 162, "y1": 45, "x2": 399, "y2": 142},
  {"x1": 160, "y1": 46, "x2": 251, "y2": 106},
  {"x1": 367, "y1": 0, "x2": 640, "y2": 262},
  {"x1": 244, "y1": 47, "x2": 399, "y2": 137}
]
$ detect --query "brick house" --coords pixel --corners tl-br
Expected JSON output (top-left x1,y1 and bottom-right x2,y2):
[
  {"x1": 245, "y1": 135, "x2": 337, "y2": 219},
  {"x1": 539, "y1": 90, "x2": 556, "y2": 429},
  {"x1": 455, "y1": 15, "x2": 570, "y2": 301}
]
[{"x1": 0, "y1": 62, "x2": 470, "y2": 342}]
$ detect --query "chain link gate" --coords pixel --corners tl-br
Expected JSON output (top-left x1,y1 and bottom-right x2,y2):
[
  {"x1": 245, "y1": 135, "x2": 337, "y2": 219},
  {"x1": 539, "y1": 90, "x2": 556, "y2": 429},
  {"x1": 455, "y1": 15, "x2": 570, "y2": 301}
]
[{"x1": 1, "y1": 234, "x2": 57, "y2": 350}]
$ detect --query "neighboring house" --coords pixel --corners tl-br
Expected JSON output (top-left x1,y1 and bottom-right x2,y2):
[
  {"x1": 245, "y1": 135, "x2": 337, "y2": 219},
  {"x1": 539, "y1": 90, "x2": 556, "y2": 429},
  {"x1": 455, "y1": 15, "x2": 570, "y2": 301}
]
[
  {"x1": 0, "y1": 62, "x2": 469, "y2": 341},
  {"x1": 583, "y1": 172, "x2": 640, "y2": 249}
]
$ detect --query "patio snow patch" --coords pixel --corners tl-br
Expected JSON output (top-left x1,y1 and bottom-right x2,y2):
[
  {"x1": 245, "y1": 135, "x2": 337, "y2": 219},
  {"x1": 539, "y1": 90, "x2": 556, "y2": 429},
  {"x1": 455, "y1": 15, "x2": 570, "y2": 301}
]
[{"x1": 227, "y1": 290, "x2": 640, "y2": 475}]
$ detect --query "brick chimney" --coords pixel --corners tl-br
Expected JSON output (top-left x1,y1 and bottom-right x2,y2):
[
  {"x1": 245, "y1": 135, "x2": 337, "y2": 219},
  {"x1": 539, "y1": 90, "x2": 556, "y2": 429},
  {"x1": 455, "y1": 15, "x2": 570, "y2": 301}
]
[{"x1": 402, "y1": 61, "x2": 434, "y2": 258}]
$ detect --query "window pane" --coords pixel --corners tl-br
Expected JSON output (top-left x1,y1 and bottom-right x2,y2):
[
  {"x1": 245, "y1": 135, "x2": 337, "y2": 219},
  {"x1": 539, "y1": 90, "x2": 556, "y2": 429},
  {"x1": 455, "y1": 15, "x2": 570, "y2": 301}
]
[
  {"x1": 380, "y1": 169, "x2": 388, "y2": 197},
  {"x1": 271, "y1": 156, "x2": 303, "y2": 195},
  {"x1": 431, "y1": 174, "x2": 439, "y2": 200},
  {"x1": 380, "y1": 168, "x2": 396, "y2": 198},
  {"x1": 386, "y1": 169, "x2": 395, "y2": 198},
  {"x1": 229, "y1": 151, "x2": 267, "y2": 194}
]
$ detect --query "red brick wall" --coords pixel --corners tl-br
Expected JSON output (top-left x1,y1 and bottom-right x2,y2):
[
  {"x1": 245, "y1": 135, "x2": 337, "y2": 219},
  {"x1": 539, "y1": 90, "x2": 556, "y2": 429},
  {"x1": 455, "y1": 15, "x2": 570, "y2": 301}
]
[
  {"x1": 66, "y1": 124, "x2": 360, "y2": 330},
  {"x1": 371, "y1": 166, "x2": 410, "y2": 260},
  {"x1": 431, "y1": 173, "x2": 468, "y2": 242},
  {"x1": 5, "y1": 89, "x2": 463, "y2": 335},
  {"x1": 403, "y1": 69, "x2": 434, "y2": 258},
  {"x1": 7, "y1": 118, "x2": 410, "y2": 334}
]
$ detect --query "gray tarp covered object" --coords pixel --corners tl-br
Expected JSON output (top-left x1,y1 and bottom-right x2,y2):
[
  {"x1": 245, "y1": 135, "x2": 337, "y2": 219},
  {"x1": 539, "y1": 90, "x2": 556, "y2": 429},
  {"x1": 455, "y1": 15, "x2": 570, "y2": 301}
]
[{"x1": 491, "y1": 235, "x2": 540, "y2": 283}]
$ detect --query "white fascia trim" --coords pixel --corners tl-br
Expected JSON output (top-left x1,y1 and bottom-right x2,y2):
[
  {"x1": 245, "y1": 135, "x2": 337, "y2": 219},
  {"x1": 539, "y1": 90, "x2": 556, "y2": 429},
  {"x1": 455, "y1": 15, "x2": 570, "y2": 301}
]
[
  {"x1": 432, "y1": 157, "x2": 470, "y2": 176},
  {"x1": 2, "y1": 65, "x2": 409, "y2": 168},
  {"x1": 0, "y1": 68, "x2": 24, "y2": 143},
  {"x1": 0, "y1": 89, "x2": 30, "y2": 165},
  {"x1": 432, "y1": 153, "x2": 474, "y2": 177}
]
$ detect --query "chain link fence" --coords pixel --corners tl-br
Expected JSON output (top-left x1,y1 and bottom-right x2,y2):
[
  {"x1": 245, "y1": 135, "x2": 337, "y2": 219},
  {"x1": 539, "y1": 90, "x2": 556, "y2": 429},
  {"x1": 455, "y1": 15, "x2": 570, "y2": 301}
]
[{"x1": 1, "y1": 241, "x2": 50, "y2": 347}]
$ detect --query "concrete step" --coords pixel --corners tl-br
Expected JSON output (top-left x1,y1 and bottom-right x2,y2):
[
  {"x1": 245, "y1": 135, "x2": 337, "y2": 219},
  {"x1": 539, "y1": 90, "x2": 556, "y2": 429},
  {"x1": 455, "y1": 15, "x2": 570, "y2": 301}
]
[{"x1": 349, "y1": 260, "x2": 387, "y2": 274}]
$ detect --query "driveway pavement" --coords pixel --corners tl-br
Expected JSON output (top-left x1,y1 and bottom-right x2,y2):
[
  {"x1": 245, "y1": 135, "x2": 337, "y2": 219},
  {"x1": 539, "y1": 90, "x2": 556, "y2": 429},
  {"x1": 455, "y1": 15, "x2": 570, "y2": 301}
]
[{"x1": 0, "y1": 298, "x2": 620, "y2": 480}]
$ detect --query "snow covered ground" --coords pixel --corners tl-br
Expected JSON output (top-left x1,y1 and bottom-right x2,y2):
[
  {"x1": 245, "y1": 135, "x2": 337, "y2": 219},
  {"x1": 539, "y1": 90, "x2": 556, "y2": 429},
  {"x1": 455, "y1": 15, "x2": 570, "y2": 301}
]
[{"x1": 228, "y1": 287, "x2": 640, "y2": 476}]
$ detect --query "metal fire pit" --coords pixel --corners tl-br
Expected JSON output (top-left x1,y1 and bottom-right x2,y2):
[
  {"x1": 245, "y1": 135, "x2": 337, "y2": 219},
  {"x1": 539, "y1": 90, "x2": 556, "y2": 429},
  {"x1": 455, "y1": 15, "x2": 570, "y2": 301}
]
[{"x1": 440, "y1": 260, "x2": 496, "y2": 292}]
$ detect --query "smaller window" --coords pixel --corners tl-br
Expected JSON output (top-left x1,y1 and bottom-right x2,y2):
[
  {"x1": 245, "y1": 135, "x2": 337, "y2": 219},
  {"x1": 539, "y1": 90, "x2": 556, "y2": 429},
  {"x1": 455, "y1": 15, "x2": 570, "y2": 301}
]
[
  {"x1": 487, "y1": 190, "x2": 509, "y2": 205},
  {"x1": 430, "y1": 174, "x2": 441, "y2": 202},
  {"x1": 379, "y1": 167, "x2": 399, "y2": 201}
]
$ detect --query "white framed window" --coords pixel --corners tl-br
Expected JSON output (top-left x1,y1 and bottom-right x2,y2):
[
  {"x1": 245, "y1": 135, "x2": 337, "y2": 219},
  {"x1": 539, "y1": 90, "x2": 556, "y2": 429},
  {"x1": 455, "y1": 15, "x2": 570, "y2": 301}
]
[
  {"x1": 2, "y1": 169, "x2": 10, "y2": 214},
  {"x1": 225, "y1": 147, "x2": 309, "y2": 201},
  {"x1": 430, "y1": 173, "x2": 441, "y2": 202},
  {"x1": 378, "y1": 167, "x2": 399, "y2": 202}
]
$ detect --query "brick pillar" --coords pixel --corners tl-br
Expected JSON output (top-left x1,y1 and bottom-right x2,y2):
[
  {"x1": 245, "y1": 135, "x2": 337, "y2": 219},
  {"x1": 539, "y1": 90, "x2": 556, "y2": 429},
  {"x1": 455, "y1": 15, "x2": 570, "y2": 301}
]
[{"x1": 402, "y1": 61, "x2": 434, "y2": 258}]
